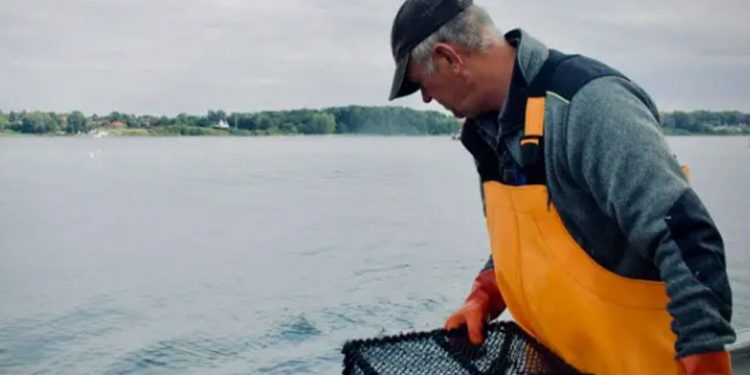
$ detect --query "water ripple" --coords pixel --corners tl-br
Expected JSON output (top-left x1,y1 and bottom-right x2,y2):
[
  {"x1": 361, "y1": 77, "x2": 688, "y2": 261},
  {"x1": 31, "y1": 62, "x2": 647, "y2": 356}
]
[
  {"x1": 254, "y1": 359, "x2": 313, "y2": 374},
  {"x1": 0, "y1": 304, "x2": 138, "y2": 371},
  {"x1": 104, "y1": 335, "x2": 249, "y2": 374},
  {"x1": 273, "y1": 315, "x2": 322, "y2": 344},
  {"x1": 355, "y1": 263, "x2": 411, "y2": 276}
]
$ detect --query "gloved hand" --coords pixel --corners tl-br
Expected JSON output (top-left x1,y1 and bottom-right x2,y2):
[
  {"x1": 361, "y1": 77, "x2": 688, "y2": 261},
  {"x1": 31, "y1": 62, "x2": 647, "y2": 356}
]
[
  {"x1": 677, "y1": 351, "x2": 732, "y2": 375},
  {"x1": 444, "y1": 269, "x2": 506, "y2": 345}
]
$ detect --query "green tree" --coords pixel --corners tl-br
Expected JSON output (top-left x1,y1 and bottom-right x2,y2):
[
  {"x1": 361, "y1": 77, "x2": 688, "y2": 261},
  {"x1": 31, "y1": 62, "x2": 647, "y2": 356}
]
[
  {"x1": 67, "y1": 111, "x2": 89, "y2": 134},
  {"x1": 233, "y1": 113, "x2": 253, "y2": 131},
  {"x1": 302, "y1": 112, "x2": 336, "y2": 134},
  {"x1": 671, "y1": 111, "x2": 690, "y2": 131},
  {"x1": 107, "y1": 111, "x2": 127, "y2": 123},
  {"x1": 0, "y1": 111, "x2": 9, "y2": 131},
  {"x1": 175, "y1": 113, "x2": 202, "y2": 127},
  {"x1": 20, "y1": 112, "x2": 58, "y2": 134},
  {"x1": 255, "y1": 113, "x2": 275, "y2": 131},
  {"x1": 9, "y1": 111, "x2": 21, "y2": 125},
  {"x1": 207, "y1": 110, "x2": 227, "y2": 124}
]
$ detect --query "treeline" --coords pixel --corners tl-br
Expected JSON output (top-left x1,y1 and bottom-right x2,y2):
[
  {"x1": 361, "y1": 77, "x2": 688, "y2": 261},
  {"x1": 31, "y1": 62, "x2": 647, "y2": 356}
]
[
  {"x1": 660, "y1": 111, "x2": 750, "y2": 135},
  {"x1": 0, "y1": 107, "x2": 748, "y2": 136},
  {"x1": 0, "y1": 106, "x2": 460, "y2": 136}
]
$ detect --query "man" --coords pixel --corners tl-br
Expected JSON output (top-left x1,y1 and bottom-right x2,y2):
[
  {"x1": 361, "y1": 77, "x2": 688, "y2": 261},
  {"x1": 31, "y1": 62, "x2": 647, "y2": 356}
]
[{"x1": 388, "y1": 0, "x2": 736, "y2": 374}]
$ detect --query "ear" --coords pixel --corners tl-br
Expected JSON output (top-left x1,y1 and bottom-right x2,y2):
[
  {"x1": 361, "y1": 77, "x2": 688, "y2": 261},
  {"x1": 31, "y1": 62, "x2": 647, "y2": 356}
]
[{"x1": 432, "y1": 43, "x2": 464, "y2": 74}]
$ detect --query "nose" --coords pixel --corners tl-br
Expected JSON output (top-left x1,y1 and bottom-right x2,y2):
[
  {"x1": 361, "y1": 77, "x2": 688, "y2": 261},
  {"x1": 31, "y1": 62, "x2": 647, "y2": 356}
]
[{"x1": 420, "y1": 89, "x2": 432, "y2": 104}]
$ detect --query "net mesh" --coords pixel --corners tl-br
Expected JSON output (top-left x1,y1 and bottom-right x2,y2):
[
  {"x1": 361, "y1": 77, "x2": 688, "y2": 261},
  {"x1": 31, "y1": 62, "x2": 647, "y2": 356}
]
[{"x1": 342, "y1": 321, "x2": 581, "y2": 375}]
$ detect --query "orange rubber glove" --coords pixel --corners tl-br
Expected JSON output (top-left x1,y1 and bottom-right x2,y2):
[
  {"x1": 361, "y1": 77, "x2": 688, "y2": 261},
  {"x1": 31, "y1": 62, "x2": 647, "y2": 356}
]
[
  {"x1": 678, "y1": 351, "x2": 732, "y2": 375},
  {"x1": 444, "y1": 269, "x2": 506, "y2": 345}
]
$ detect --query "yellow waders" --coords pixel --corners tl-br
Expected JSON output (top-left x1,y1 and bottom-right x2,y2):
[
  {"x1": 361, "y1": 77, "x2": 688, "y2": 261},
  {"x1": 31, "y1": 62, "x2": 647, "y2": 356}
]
[{"x1": 486, "y1": 97, "x2": 678, "y2": 374}]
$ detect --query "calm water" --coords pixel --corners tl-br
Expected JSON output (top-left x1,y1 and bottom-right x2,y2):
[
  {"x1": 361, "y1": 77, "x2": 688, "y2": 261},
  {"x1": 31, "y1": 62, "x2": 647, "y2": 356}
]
[{"x1": 0, "y1": 136, "x2": 748, "y2": 374}]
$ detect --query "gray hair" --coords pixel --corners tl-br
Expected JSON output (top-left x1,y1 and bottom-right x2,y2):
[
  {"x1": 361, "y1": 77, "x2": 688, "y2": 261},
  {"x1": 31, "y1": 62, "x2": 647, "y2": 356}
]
[{"x1": 411, "y1": 4, "x2": 502, "y2": 74}]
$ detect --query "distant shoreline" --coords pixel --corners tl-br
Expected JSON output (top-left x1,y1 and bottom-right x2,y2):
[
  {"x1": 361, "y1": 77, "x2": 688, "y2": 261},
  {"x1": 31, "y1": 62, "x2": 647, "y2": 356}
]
[
  {"x1": 1, "y1": 106, "x2": 748, "y2": 137},
  {"x1": 2, "y1": 130, "x2": 748, "y2": 138}
]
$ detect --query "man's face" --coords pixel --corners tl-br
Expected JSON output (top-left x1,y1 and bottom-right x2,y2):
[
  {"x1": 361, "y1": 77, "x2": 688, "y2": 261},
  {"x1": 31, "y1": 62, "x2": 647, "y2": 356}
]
[{"x1": 407, "y1": 47, "x2": 477, "y2": 118}]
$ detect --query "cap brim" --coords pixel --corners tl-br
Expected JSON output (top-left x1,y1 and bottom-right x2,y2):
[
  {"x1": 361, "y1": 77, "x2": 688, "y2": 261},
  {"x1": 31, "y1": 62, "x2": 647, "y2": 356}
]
[{"x1": 388, "y1": 54, "x2": 419, "y2": 101}]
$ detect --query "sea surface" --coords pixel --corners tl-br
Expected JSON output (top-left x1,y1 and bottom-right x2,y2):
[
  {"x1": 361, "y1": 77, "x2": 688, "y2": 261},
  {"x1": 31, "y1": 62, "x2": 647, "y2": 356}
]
[{"x1": 0, "y1": 136, "x2": 748, "y2": 374}]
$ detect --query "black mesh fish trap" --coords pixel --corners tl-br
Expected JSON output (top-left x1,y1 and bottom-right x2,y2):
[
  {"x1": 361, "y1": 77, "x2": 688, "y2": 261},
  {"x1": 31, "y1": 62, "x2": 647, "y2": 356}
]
[{"x1": 341, "y1": 321, "x2": 581, "y2": 375}]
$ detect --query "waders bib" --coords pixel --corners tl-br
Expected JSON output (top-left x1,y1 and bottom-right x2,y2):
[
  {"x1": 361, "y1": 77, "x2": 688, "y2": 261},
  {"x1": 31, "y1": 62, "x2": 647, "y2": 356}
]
[{"x1": 485, "y1": 91, "x2": 678, "y2": 374}]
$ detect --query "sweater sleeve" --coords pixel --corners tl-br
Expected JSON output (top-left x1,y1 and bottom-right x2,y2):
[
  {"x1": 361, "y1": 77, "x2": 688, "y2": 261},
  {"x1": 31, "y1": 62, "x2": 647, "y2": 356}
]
[{"x1": 563, "y1": 76, "x2": 735, "y2": 357}]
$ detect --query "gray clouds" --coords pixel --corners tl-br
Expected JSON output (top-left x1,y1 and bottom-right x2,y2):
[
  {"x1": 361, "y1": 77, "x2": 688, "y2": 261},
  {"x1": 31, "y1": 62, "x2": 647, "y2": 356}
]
[{"x1": 1, "y1": 0, "x2": 748, "y2": 115}]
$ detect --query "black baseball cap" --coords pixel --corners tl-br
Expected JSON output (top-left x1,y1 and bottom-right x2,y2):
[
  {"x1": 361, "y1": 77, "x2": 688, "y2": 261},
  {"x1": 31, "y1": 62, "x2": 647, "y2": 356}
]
[{"x1": 388, "y1": 0, "x2": 473, "y2": 100}]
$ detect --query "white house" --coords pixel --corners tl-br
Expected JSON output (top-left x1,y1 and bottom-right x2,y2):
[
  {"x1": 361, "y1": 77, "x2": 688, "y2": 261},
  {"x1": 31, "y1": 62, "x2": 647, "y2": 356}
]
[{"x1": 213, "y1": 119, "x2": 230, "y2": 129}]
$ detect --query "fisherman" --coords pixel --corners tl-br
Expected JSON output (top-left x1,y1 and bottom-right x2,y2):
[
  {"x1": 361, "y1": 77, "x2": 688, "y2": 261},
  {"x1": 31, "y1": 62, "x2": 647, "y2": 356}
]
[{"x1": 387, "y1": 0, "x2": 736, "y2": 373}]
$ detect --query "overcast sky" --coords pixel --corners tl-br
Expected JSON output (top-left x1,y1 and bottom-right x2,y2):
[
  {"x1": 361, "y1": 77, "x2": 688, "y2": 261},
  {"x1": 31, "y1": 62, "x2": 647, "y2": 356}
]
[{"x1": 2, "y1": 0, "x2": 749, "y2": 115}]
